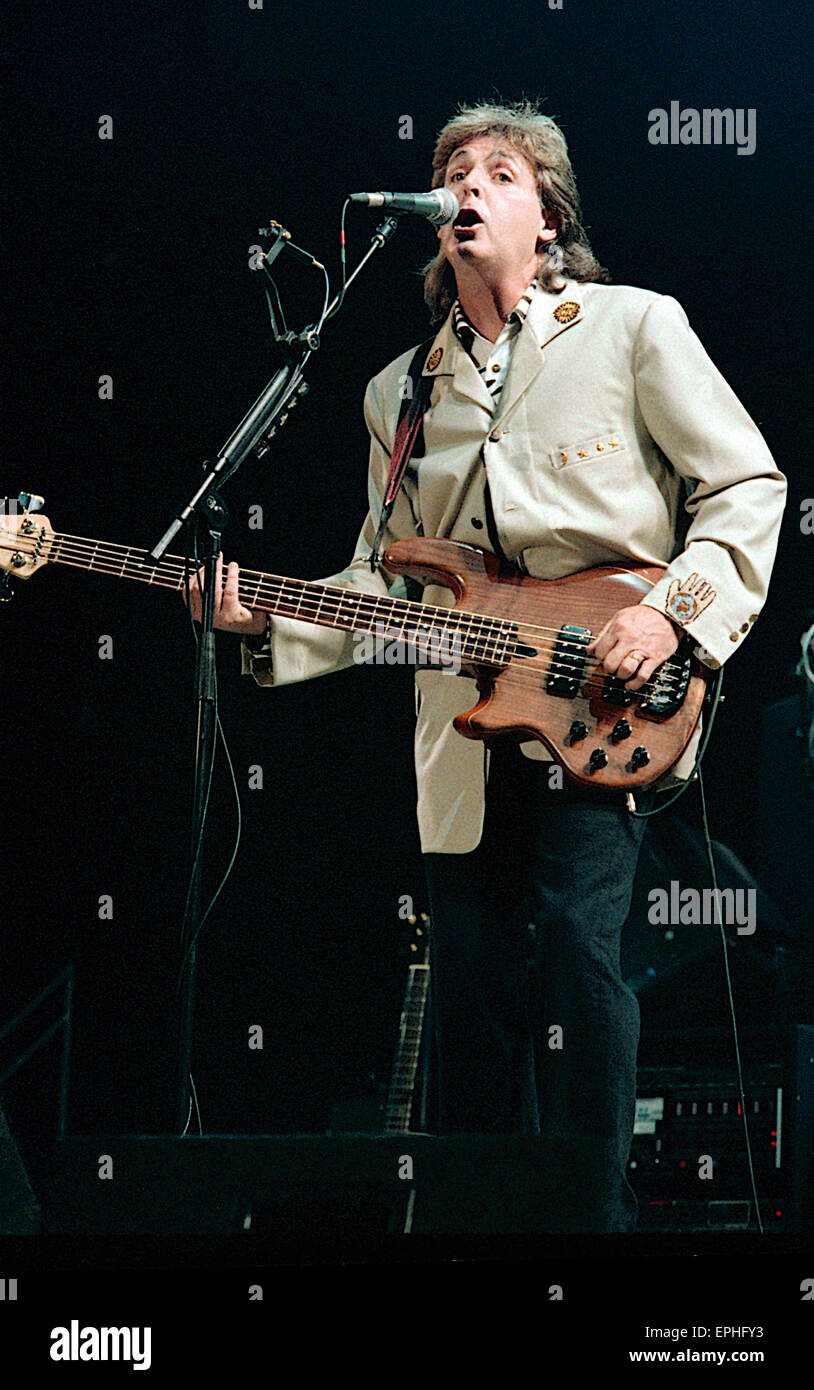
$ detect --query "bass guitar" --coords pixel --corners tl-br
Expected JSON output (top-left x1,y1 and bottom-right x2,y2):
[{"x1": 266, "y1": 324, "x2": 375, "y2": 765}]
[{"x1": 1, "y1": 493, "x2": 709, "y2": 790}]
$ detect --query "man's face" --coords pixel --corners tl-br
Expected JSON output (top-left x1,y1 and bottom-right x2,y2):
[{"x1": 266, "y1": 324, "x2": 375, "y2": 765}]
[{"x1": 436, "y1": 135, "x2": 555, "y2": 281}]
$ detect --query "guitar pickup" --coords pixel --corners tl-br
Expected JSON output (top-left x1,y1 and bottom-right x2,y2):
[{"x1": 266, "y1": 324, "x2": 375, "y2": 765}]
[{"x1": 546, "y1": 624, "x2": 590, "y2": 696}]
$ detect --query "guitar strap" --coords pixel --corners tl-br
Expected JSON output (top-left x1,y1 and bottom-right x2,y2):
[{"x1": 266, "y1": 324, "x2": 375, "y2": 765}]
[{"x1": 369, "y1": 335, "x2": 436, "y2": 572}]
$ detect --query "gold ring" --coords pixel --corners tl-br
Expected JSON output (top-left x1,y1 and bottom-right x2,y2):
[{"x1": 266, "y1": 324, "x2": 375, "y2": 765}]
[{"x1": 626, "y1": 650, "x2": 648, "y2": 665}]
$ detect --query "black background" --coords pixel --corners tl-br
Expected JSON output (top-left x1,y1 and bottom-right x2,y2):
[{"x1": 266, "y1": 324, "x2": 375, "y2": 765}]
[{"x1": 2, "y1": 0, "x2": 811, "y2": 1148}]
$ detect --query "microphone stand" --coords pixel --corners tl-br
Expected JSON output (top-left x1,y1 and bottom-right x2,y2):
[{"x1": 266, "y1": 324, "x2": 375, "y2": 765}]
[{"x1": 150, "y1": 214, "x2": 403, "y2": 1136}]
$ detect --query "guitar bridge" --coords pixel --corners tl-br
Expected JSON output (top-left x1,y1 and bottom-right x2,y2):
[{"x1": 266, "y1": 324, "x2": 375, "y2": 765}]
[
  {"x1": 546, "y1": 624, "x2": 590, "y2": 696},
  {"x1": 640, "y1": 647, "x2": 692, "y2": 716},
  {"x1": 601, "y1": 647, "x2": 693, "y2": 714}
]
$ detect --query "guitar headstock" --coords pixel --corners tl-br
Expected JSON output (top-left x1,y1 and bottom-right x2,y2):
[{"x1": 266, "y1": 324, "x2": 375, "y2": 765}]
[
  {"x1": 401, "y1": 909, "x2": 430, "y2": 966},
  {"x1": 0, "y1": 494, "x2": 53, "y2": 595}
]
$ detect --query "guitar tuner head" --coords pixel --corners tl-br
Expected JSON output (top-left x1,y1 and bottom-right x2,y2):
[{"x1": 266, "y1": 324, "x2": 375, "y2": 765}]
[
  {"x1": 17, "y1": 492, "x2": 45, "y2": 514},
  {"x1": 0, "y1": 505, "x2": 53, "y2": 582}
]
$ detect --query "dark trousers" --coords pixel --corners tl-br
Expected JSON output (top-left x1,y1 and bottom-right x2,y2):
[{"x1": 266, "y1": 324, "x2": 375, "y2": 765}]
[{"x1": 423, "y1": 744, "x2": 652, "y2": 1232}]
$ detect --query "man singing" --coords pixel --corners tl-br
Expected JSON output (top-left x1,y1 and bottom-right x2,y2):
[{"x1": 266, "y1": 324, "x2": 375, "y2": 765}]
[{"x1": 189, "y1": 101, "x2": 785, "y2": 1231}]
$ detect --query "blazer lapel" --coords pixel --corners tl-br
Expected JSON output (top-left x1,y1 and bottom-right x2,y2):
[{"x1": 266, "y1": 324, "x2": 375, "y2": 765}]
[
  {"x1": 421, "y1": 311, "x2": 499, "y2": 416},
  {"x1": 494, "y1": 278, "x2": 586, "y2": 427},
  {"x1": 419, "y1": 279, "x2": 587, "y2": 425}
]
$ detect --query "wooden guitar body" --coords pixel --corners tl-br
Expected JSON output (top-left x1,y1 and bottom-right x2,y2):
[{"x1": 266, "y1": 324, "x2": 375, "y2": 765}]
[{"x1": 384, "y1": 538, "x2": 708, "y2": 791}]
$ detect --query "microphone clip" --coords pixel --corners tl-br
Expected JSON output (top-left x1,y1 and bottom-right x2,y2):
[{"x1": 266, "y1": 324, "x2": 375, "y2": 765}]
[
  {"x1": 277, "y1": 327, "x2": 320, "y2": 355},
  {"x1": 255, "y1": 221, "x2": 324, "y2": 271}
]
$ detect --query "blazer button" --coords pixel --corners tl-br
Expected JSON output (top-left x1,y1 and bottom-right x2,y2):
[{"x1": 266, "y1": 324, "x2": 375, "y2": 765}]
[
  {"x1": 489, "y1": 428, "x2": 503, "y2": 442},
  {"x1": 471, "y1": 517, "x2": 484, "y2": 529}
]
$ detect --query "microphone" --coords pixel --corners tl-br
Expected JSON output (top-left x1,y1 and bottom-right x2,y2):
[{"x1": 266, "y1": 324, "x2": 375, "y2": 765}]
[{"x1": 348, "y1": 189, "x2": 459, "y2": 226}]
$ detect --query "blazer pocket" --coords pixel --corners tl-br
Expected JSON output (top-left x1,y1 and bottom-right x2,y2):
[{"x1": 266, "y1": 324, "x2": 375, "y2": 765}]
[{"x1": 547, "y1": 430, "x2": 628, "y2": 470}]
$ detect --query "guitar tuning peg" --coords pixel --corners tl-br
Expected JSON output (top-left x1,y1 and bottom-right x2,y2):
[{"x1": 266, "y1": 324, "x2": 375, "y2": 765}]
[
  {"x1": 0, "y1": 572, "x2": 15, "y2": 602},
  {"x1": 17, "y1": 492, "x2": 44, "y2": 514}
]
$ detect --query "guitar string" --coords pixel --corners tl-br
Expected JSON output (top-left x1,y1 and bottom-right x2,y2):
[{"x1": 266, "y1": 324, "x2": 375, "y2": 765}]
[
  {"x1": 10, "y1": 528, "x2": 690, "y2": 683},
  {"x1": 385, "y1": 975, "x2": 429, "y2": 1125},
  {"x1": 16, "y1": 530, "x2": 690, "y2": 675},
  {"x1": 5, "y1": 532, "x2": 690, "y2": 691},
  {"x1": 29, "y1": 531, "x2": 691, "y2": 682},
  {"x1": 11, "y1": 542, "x2": 688, "y2": 700},
  {"x1": 37, "y1": 550, "x2": 686, "y2": 704},
  {"x1": 45, "y1": 569, "x2": 691, "y2": 717}
]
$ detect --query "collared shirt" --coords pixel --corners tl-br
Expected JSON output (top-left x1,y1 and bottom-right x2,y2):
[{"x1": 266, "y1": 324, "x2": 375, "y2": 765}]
[
  {"x1": 451, "y1": 282, "x2": 537, "y2": 403},
  {"x1": 450, "y1": 282, "x2": 537, "y2": 558}
]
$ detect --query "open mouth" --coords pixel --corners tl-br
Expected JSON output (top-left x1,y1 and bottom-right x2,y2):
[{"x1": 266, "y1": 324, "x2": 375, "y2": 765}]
[{"x1": 453, "y1": 208, "x2": 483, "y2": 240}]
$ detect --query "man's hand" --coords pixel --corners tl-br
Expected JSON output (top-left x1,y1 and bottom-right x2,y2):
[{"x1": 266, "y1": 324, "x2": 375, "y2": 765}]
[
  {"x1": 586, "y1": 604, "x2": 681, "y2": 691},
  {"x1": 182, "y1": 552, "x2": 267, "y2": 636}
]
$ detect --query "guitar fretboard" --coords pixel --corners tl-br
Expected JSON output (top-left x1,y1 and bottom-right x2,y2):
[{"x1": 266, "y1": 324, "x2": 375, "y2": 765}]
[
  {"x1": 383, "y1": 963, "x2": 430, "y2": 1134},
  {"x1": 45, "y1": 530, "x2": 520, "y2": 667}
]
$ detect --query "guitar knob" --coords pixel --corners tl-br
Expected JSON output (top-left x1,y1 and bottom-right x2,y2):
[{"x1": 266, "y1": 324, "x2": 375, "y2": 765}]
[
  {"x1": 611, "y1": 718, "x2": 631, "y2": 742},
  {"x1": 631, "y1": 745, "x2": 650, "y2": 769},
  {"x1": 588, "y1": 748, "x2": 608, "y2": 772},
  {"x1": 568, "y1": 719, "x2": 587, "y2": 743}
]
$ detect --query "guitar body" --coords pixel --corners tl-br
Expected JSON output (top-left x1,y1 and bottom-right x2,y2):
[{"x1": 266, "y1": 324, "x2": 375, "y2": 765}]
[{"x1": 384, "y1": 538, "x2": 709, "y2": 791}]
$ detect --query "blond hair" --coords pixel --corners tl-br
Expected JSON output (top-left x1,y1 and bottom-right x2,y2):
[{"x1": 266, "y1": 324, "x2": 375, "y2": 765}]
[{"x1": 423, "y1": 100, "x2": 609, "y2": 321}]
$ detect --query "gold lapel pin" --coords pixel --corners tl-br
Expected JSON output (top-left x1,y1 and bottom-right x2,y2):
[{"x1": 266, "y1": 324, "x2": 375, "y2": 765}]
[{"x1": 552, "y1": 301, "x2": 580, "y2": 324}]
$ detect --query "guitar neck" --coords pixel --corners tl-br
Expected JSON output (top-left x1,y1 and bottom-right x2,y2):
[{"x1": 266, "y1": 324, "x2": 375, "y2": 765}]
[
  {"x1": 383, "y1": 962, "x2": 430, "y2": 1134},
  {"x1": 45, "y1": 530, "x2": 490, "y2": 657}
]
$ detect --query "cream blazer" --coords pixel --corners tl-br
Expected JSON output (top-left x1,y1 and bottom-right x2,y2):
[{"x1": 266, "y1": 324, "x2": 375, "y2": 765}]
[{"x1": 243, "y1": 278, "x2": 786, "y2": 852}]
